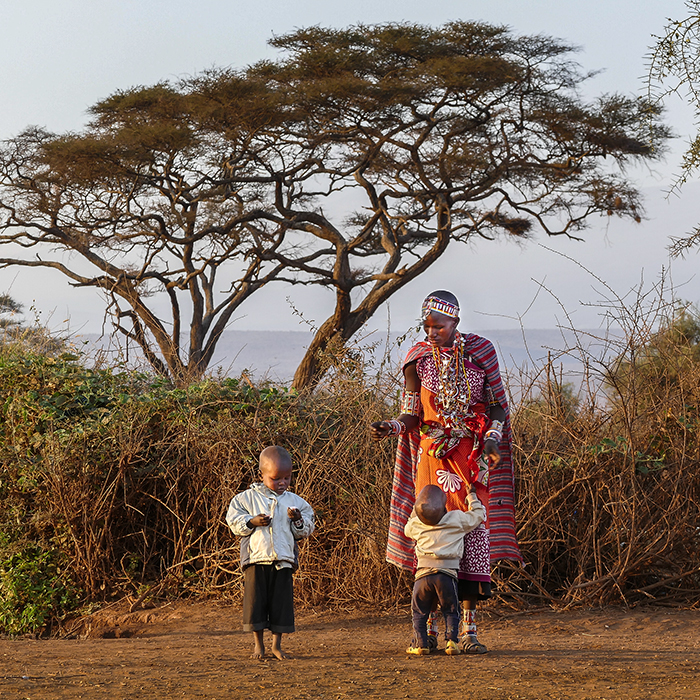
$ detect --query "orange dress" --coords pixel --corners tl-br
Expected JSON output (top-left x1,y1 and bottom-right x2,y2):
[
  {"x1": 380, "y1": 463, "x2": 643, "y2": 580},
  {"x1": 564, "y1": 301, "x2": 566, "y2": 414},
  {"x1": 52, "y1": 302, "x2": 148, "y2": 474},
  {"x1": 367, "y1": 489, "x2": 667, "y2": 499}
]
[
  {"x1": 387, "y1": 334, "x2": 521, "y2": 581},
  {"x1": 414, "y1": 350, "x2": 491, "y2": 525}
]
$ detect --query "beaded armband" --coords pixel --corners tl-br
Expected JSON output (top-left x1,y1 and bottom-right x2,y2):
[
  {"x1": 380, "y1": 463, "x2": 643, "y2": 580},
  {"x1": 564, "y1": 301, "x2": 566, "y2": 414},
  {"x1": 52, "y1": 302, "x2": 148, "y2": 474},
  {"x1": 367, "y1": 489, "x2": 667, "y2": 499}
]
[
  {"x1": 387, "y1": 419, "x2": 406, "y2": 436},
  {"x1": 400, "y1": 389, "x2": 421, "y2": 416},
  {"x1": 484, "y1": 419, "x2": 503, "y2": 443}
]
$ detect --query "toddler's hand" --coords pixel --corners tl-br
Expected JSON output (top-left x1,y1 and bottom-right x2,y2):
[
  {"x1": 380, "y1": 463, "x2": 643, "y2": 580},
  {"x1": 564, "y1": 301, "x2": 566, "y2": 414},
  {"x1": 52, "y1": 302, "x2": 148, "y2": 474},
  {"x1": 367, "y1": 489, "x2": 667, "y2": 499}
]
[{"x1": 287, "y1": 507, "x2": 302, "y2": 522}]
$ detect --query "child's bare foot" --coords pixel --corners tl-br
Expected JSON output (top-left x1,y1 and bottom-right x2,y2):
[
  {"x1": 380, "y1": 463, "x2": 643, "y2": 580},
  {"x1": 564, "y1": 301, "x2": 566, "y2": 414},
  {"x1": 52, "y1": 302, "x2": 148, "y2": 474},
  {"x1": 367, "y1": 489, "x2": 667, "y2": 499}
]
[
  {"x1": 271, "y1": 633, "x2": 288, "y2": 660},
  {"x1": 252, "y1": 630, "x2": 265, "y2": 660}
]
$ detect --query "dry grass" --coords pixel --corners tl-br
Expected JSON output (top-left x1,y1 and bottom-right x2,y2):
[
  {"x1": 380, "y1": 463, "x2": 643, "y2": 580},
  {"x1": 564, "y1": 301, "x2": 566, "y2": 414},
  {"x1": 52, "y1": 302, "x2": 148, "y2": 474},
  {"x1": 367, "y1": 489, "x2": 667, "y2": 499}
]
[{"x1": 503, "y1": 288, "x2": 700, "y2": 608}]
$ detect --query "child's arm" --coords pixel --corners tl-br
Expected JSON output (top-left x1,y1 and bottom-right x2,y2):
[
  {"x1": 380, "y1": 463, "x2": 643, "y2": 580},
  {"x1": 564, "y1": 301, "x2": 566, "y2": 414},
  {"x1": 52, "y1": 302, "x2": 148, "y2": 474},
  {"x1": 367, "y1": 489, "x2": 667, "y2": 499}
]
[
  {"x1": 226, "y1": 494, "x2": 268, "y2": 537},
  {"x1": 456, "y1": 491, "x2": 486, "y2": 532},
  {"x1": 288, "y1": 499, "x2": 315, "y2": 539},
  {"x1": 403, "y1": 515, "x2": 419, "y2": 541}
]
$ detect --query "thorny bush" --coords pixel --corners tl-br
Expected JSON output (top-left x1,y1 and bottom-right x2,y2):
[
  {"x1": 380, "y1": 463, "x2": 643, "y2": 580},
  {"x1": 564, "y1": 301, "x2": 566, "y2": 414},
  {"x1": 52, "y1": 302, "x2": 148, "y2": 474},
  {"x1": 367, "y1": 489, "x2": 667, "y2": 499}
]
[{"x1": 1, "y1": 301, "x2": 700, "y2": 635}]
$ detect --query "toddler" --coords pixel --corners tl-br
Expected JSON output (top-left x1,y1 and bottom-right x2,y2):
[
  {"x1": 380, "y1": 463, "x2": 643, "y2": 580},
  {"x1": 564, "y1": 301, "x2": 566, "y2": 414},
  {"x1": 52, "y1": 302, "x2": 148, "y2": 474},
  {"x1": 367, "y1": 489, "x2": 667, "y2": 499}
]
[{"x1": 404, "y1": 484, "x2": 485, "y2": 655}]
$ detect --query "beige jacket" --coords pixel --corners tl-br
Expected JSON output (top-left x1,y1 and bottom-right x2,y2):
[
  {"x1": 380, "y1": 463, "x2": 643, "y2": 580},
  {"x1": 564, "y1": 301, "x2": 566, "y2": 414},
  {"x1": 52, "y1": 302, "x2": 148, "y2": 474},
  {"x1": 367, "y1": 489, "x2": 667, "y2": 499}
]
[{"x1": 403, "y1": 492, "x2": 486, "y2": 570}]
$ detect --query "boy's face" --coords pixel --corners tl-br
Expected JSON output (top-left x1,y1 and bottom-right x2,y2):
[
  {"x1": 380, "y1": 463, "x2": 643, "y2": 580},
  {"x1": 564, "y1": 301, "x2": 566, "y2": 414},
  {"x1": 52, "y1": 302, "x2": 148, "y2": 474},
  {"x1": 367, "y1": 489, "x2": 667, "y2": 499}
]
[{"x1": 260, "y1": 461, "x2": 292, "y2": 495}]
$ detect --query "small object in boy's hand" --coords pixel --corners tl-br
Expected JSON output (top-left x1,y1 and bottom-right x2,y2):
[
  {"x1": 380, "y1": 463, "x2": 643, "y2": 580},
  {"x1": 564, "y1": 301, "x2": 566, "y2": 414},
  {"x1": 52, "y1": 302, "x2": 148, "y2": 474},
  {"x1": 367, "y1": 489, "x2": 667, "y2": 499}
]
[
  {"x1": 288, "y1": 507, "x2": 302, "y2": 521},
  {"x1": 249, "y1": 513, "x2": 271, "y2": 527}
]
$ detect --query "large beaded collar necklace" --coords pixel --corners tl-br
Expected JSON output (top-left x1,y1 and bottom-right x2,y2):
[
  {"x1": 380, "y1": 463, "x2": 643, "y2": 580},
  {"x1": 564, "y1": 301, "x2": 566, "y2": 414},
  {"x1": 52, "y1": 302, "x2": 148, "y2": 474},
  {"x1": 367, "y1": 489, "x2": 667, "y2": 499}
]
[{"x1": 430, "y1": 333, "x2": 473, "y2": 425}]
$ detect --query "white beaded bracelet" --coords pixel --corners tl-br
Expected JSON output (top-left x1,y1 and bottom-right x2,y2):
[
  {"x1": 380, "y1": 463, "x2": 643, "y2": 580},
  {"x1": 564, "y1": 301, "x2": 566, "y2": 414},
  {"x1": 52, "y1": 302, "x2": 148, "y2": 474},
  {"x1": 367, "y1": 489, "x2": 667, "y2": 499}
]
[
  {"x1": 484, "y1": 430, "x2": 502, "y2": 443},
  {"x1": 387, "y1": 419, "x2": 406, "y2": 436}
]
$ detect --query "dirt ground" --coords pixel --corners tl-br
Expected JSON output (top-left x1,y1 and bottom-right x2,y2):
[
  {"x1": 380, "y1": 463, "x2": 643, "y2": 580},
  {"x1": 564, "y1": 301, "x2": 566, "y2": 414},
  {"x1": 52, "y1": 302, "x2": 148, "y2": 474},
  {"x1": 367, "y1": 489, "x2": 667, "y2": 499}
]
[{"x1": 1, "y1": 602, "x2": 699, "y2": 700}]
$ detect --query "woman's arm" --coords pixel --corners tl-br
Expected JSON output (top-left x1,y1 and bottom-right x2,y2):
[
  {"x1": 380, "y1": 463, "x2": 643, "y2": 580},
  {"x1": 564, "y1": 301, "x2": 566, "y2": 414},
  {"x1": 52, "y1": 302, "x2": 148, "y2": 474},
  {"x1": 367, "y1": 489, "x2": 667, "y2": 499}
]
[
  {"x1": 482, "y1": 401, "x2": 506, "y2": 465},
  {"x1": 370, "y1": 362, "x2": 421, "y2": 440}
]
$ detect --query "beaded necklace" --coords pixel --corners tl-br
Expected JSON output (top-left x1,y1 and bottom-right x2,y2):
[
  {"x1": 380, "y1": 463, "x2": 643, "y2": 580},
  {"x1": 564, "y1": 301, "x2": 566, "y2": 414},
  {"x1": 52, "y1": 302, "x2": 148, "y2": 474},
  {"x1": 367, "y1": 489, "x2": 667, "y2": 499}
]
[{"x1": 430, "y1": 333, "x2": 473, "y2": 425}]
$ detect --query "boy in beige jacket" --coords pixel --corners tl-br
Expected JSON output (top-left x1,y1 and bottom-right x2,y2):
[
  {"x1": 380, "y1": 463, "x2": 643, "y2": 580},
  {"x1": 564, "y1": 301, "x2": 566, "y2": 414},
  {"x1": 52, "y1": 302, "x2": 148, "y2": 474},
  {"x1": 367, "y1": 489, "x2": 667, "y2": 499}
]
[{"x1": 404, "y1": 484, "x2": 486, "y2": 655}]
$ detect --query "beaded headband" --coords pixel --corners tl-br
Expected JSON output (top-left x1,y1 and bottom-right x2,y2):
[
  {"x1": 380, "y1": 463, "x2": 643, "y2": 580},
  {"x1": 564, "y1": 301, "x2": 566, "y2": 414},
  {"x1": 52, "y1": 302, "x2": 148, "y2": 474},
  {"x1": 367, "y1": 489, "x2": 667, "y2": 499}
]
[{"x1": 421, "y1": 296, "x2": 459, "y2": 320}]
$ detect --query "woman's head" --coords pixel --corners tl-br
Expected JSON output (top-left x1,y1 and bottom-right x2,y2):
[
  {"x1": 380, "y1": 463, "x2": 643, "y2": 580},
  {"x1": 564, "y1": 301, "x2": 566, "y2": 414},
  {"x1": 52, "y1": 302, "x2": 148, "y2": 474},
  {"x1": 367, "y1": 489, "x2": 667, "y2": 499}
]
[{"x1": 422, "y1": 290, "x2": 459, "y2": 347}]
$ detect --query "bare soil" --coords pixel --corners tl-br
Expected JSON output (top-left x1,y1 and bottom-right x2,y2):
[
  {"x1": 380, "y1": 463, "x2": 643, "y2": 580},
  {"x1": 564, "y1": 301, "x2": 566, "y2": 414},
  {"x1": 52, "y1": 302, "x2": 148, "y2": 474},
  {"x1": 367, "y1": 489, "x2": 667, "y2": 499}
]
[{"x1": 1, "y1": 602, "x2": 699, "y2": 699}]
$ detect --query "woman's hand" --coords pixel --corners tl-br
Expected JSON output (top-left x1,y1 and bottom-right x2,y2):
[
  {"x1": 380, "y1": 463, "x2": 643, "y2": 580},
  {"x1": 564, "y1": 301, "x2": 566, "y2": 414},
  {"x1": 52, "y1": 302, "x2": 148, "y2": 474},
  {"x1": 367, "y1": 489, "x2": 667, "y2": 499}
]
[
  {"x1": 370, "y1": 420, "x2": 392, "y2": 441},
  {"x1": 483, "y1": 438, "x2": 501, "y2": 465}
]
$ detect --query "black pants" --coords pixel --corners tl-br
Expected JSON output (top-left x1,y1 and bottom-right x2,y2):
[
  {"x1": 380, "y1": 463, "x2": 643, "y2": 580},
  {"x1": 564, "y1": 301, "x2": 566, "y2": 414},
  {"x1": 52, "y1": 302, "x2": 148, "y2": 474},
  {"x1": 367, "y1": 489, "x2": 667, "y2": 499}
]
[
  {"x1": 242, "y1": 564, "x2": 295, "y2": 633},
  {"x1": 411, "y1": 572, "x2": 459, "y2": 647}
]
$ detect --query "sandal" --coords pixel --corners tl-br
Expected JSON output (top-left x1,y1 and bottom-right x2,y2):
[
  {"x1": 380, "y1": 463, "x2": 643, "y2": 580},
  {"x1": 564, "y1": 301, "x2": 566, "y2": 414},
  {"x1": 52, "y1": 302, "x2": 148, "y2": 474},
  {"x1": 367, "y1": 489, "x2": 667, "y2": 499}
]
[
  {"x1": 445, "y1": 640, "x2": 461, "y2": 656},
  {"x1": 406, "y1": 645, "x2": 431, "y2": 655},
  {"x1": 460, "y1": 635, "x2": 488, "y2": 654}
]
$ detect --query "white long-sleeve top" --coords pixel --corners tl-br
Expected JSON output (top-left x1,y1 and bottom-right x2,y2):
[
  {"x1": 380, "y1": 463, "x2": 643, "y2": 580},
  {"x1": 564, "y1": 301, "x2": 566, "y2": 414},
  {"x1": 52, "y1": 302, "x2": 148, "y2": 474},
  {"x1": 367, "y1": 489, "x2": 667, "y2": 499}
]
[
  {"x1": 226, "y1": 482, "x2": 314, "y2": 568},
  {"x1": 404, "y1": 492, "x2": 486, "y2": 571}
]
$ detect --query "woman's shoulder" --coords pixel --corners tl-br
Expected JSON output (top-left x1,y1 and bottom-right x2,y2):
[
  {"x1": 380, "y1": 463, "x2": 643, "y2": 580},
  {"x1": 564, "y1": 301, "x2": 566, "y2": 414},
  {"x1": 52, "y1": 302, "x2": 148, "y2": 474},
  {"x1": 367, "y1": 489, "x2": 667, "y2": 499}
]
[
  {"x1": 462, "y1": 333, "x2": 498, "y2": 361},
  {"x1": 462, "y1": 332, "x2": 494, "y2": 350},
  {"x1": 402, "y1": 341, "x2": 431, "y2": 368}
]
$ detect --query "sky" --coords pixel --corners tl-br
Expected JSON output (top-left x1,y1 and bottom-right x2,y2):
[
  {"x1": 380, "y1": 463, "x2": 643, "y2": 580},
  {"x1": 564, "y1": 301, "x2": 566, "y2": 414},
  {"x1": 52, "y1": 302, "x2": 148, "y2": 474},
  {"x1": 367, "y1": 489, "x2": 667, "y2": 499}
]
[{"x1": 1, "y1": 0, "x2": 698, "y2": 338}]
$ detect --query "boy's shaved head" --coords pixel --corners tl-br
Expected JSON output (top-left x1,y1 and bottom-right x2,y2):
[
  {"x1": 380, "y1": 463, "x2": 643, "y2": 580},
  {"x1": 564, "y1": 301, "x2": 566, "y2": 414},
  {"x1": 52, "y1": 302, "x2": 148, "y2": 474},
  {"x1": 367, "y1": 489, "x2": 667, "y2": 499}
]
[
  {"x1": 415, "y1": 484, "x2": 447, "y2": 525},
  {"x1": 259, "y1": 446, "x2": 293, "y2": 494},
  {"x1": 259, "y1": 445, "x2": 292, "y2": 473}
]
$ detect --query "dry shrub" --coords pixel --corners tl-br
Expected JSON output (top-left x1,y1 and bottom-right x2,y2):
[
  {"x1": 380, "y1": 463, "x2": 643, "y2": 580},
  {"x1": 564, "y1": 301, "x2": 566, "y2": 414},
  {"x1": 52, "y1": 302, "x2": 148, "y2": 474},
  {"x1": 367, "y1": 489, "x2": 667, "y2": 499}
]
[
  {"x1": 504, "y1": 286, "x2": 700, "y2": 608},
  {"x1": 0, "y1": 347, "x2": 406, "y2": 617},
  {"x1": 3, "y1": 285, "x2": 700, "y2": 630}
]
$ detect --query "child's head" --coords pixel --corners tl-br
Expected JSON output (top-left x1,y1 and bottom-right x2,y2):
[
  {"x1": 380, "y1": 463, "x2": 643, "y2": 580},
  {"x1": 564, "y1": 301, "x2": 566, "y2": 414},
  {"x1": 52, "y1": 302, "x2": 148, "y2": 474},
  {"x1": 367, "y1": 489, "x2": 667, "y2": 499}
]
[
  {"x1": 415, "y1": 485, "x2": 447, "y2": 525},
  {"x1": 259, "y1": 445, "x2": 293, "y2": 495}
]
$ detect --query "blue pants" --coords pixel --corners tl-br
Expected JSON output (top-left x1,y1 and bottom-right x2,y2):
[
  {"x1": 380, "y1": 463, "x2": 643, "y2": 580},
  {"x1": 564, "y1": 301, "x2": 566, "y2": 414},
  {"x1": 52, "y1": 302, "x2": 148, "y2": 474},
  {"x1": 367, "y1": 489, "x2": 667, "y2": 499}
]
[{"x1": 411, "y1": 572, "x2": 460, "y2": 647}]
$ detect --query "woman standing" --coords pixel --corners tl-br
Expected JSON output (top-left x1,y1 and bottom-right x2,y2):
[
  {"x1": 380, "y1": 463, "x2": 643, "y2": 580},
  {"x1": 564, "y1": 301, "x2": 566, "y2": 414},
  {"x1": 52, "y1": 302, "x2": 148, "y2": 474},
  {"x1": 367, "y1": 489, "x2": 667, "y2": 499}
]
[{"x1": 371, "y1": 291, "x2": 521, "y2": 653}]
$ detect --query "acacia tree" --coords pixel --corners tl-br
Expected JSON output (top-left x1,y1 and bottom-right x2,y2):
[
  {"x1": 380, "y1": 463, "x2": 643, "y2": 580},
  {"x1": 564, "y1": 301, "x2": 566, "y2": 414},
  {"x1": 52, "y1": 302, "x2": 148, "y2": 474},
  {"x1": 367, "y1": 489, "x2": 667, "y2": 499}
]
[
  {"x1": 647, "y1": 0, "x2": 700, "y2": 255},
  {"x1": 0, "y1": 22, "x2": 669, "y2": 388},
  {"x1": 0, "y1": 83, "x2": 290, "y2": 385}
]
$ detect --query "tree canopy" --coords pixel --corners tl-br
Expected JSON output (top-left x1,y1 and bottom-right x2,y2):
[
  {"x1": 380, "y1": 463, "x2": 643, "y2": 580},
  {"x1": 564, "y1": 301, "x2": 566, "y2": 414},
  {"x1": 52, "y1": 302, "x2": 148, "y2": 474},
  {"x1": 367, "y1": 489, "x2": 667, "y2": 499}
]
[
  {"x1": 647, "y1": 0, "x2": 700, "y2": 255},
  {"x1": 0, "y1": 21, "x2": 669, "y2": 387}
]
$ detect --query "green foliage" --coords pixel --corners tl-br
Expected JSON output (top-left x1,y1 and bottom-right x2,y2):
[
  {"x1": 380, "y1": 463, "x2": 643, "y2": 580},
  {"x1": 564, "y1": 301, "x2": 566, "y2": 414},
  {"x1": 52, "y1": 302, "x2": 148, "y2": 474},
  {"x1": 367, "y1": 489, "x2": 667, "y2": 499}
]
[
  {"x1": 0, "y1": 544, "x2": 79, "y2": 636},
  {"x1": 605, "y1": 305, "x2": 700, "y2": 412}
]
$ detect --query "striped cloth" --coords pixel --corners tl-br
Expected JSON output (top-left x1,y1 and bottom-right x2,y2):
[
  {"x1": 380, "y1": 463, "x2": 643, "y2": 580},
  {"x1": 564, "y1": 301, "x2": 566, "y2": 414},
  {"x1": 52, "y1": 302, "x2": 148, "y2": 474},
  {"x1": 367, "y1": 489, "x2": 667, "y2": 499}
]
[{"x1": 386, "y1": 334, "x2": 522, "y2": 569}]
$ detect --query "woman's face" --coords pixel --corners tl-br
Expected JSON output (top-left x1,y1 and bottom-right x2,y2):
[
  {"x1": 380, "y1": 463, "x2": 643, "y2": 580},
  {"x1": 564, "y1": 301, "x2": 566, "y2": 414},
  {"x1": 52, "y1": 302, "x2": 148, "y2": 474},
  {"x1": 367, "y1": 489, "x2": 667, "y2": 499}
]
[{"x1": 423, "y1": 311, "x2": 458, "y2": 347}]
